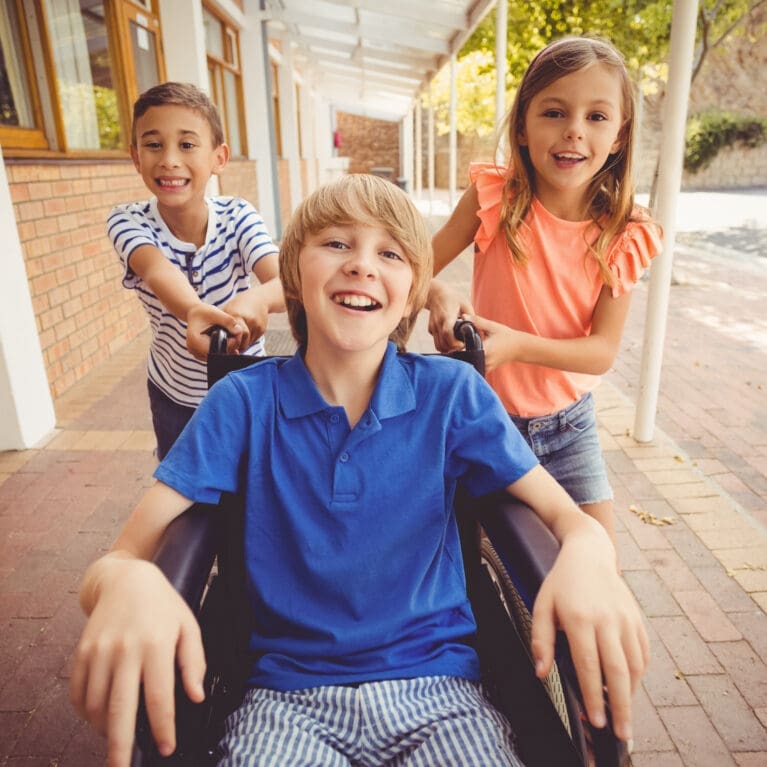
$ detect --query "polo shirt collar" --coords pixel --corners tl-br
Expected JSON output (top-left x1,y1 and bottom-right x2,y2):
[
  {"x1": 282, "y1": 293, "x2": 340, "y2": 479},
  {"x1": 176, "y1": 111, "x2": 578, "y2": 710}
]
[{"x1": 278, "y1": 342, "x2": 416, "y2": 421}]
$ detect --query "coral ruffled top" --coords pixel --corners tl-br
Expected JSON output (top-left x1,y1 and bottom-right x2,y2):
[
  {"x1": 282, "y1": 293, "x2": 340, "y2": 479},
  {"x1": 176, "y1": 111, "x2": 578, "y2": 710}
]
[{"x1": 469, "y1": 163, "x2": 662, "y2": 417}]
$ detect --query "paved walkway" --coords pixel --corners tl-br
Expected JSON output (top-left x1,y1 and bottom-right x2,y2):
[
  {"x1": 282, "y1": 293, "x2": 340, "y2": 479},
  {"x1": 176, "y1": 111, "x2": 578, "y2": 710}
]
[{"x1": 1, "y1": 189, "x2": 766, "y2": 765}]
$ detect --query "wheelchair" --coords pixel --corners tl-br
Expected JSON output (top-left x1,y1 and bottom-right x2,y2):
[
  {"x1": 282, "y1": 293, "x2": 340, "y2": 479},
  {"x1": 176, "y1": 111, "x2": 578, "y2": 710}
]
[{"x1": 131, "y1": 323, "x2": 629, "y2": 767}]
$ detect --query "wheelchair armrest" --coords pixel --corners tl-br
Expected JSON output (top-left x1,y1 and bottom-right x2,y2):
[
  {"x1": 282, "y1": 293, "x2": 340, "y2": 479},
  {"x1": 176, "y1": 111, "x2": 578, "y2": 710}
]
[
  {"x1": 475, "y1": 493, "x2": 629, "y2": 767},
  {"x1": 475, "y1": 492, "x2": 558, "y2": 610},
  {"x1": 152, "y1": 503, "x2": 220, "y2": 613}
]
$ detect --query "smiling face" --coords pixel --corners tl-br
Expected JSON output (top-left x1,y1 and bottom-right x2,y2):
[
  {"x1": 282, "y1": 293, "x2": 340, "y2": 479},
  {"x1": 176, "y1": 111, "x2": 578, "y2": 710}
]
[
  {"x1": 130, "y1": 104, "x2": 228, "y2": 218},
  {"x1": 298, "y1": 223, "x2": 414, "y2": 363},
  {"x1": 519, "y1": 63, "x2": 625, "y2": 218}
]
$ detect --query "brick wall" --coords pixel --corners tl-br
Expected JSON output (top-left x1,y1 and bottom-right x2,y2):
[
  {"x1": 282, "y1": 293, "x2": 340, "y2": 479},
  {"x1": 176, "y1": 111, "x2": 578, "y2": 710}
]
[
  {"x1": 336, "y1": 113, "x2": 400, "y2": 177},
  {"x1": 8, "y1": 160, "x2": 148, "y2": 399},
  {"x1": 218, "y1": 158, "x2": 260, "y2": 209}
]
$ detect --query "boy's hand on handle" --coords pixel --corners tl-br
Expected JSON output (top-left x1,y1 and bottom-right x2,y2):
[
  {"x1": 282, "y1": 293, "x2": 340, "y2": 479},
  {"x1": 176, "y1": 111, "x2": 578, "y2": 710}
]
[
  {"x1": 186, "y1": 304, "x2": 246, "y2": 360},
  {"x1": 70, "y1": 557, "x2": 206, "y2": 767},
  {"x1": 222, "y1": 289, "x2": 270, "y2": 352},
  {"x1": 531, "y1": 522, "x2": 649, "y2": 744},
  {"x1": 427, "y1": 279, "x2": 475, "y2": 352}
]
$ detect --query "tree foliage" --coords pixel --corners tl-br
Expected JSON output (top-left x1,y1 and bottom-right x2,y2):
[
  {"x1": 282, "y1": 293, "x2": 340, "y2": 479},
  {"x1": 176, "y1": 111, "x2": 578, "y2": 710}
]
[{"x1": 427, "y1": 0, "x2": 765, "y2": 138}]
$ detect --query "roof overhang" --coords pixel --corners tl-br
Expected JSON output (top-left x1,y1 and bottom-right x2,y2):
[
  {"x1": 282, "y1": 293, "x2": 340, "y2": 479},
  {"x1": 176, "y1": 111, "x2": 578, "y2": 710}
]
[{"x1": 263, "y1": 0, "x2": 496, "y2": 120}]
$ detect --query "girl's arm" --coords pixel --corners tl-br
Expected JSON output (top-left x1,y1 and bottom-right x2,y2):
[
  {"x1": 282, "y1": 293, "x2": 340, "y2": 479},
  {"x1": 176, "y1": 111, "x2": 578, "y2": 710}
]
[
  {"x1": 428, "y1": 185, "x2": 481, "y2": 352},
  {"x1": 467, "y1": 285, "x2": 632, "y2": 374},
  {"x1": 506, "y1": 466, "x2": 649, "y2": 743},
  {"x1": 70, "y1": 482, "x2": 206, "y2": 767}
]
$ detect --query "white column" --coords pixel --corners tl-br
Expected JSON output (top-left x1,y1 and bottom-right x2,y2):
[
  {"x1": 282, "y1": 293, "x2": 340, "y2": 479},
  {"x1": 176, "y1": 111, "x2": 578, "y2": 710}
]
[
  {"x1": 448, "y1": 54, "x2": 457, "y2": 209},
  {"x1": 400, "y1": 108, "x2": 414, "y2": 193},
  {"x1": 299, "y1": 80, "x2": 318, "y2": 194},
  {"x1": 495, "y1": 0, "x2": 508, "y2": 138},
  {"x1": 634, "y1": 0, "x2": 699, "y2": 441},
  {"x1": 415, "y1": 98, "x2": 423, "y2": 198},
  {"x1": 239, "y1": 4, "x2": 278, "y2": 234},
  {"x1": 427, "y1": 83, "x2": 435, "y2": 210},
  {"x1": 157, "y1": 0, "x2": 208, "y2": 86},
  {"x1": 0, "y1": 152, "x2": 56, "y2": 449},
  {"x1": 277, "y1": 37, "x2": 302, "y2": 213}
]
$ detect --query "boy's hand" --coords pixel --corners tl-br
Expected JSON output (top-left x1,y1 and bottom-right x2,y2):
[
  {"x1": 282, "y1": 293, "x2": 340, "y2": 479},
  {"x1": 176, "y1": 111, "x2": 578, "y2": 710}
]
[
  {"x1": 531, "y1": 526, "x2": 649, "y2": 743},
  {"x1": 186, "y1": 304, "x2": 246, "y2": 360},
  {"x1": 427, "y1": 279, "x2": 475, "y2": 353},
  {"x1": 222, "y1": 289, "x2": 270, "y2": 351},
  {"x1": 70, "y1": 558, "x2": 206, "y2": 767}
]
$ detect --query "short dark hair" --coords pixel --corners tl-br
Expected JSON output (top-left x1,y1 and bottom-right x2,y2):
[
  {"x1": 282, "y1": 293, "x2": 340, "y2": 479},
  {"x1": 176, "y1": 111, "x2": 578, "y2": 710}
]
[{"x1": 131, "y1": 82, "x2": 225, "y2": 147}]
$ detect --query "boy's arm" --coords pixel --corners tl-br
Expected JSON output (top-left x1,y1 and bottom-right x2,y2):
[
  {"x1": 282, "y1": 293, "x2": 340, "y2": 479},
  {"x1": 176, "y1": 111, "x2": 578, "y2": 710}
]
[
  {"x1": 428, "y1": 184, "x2": 480, "y2": 352},
  {"x1": 505, "y1": 465, "x2": 649, "y2": 743},
  {"x1": 70, "y1": 482, "x2": 205, "y2": 767},
  {"x1": 212, "y1": 252, "x2": 285, "y2": 355},
  {"x1": 130, "y1": 244, "x2": 247, "y2": 359}
]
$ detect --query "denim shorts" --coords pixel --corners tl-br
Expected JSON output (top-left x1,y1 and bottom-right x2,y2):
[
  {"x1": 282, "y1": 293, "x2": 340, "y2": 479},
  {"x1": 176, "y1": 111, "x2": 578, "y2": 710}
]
[
  {"x1": 509, "y1": 392, "x2": 613, "y2": 506},
  {"x1": 147, "y1": 379, "x2": 196, "y2": 460}
]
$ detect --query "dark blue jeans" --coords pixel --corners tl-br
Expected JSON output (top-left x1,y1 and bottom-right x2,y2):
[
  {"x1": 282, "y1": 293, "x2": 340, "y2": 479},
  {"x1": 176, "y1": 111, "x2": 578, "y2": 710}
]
[{"x1": 147, "y1": 379, "x2": 196, "y2": 460}]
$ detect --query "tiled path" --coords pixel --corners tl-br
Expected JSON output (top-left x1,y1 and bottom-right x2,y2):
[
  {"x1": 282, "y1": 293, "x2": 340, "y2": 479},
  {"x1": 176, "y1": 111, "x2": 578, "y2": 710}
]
[{"x1": 1, "y1": 192, "x2": 766, "y2": 765}]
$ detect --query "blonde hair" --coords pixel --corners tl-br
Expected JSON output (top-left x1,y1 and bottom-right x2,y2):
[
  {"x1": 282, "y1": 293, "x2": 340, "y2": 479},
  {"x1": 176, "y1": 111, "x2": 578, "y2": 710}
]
[
  {"x1": 500, "y1": 36, "x2": 638, "y2": 285},
  {"x1": 279, "y1": 174, "x2": 432, "y2": 351}
]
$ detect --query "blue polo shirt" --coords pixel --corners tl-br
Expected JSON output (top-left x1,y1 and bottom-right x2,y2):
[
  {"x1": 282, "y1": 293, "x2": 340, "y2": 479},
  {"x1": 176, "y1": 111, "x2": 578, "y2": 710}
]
[{"x1": 156, "y1": 343, "x2": 538, "y2": 691}]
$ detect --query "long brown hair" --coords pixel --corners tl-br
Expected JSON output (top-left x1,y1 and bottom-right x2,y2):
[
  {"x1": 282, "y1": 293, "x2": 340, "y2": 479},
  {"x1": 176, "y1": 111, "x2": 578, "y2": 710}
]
[{"x1": 500, "y1": 36, "x2": 638, "y2": 285}]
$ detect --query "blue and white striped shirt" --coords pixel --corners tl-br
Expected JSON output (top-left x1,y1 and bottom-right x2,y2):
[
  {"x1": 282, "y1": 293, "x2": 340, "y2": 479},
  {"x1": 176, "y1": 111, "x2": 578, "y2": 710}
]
[{"x1": 108, "y1": 196, "x2": 278, "y2": 407}]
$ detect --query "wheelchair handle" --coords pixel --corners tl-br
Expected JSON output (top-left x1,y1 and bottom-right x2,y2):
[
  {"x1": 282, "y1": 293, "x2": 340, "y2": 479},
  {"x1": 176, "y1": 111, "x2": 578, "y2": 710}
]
[
  {"x1": 205, "y1": 324, "x2": 230, "y2": 355},
  {"x1": 453, "y1": 319, "x2": 483, "y2": 351}
]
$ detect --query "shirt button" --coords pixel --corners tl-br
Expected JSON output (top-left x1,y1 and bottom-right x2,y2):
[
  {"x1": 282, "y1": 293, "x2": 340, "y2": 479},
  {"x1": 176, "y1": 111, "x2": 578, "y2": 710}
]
[
  {"x1": 339, "y1": 451, "x2": 349, "y2": 463},
  {"x1": 192, "y1": 270, "x2": 200, "y2": 278},
  {"x1": 330, "y1": 414, "x2": 340, "y2": 424}
]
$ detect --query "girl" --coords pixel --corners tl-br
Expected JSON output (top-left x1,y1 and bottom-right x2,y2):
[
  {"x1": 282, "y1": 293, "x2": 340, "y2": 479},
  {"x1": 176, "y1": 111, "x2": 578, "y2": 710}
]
[{"x1": 428, "y1": 37, "x2": 662, "y2": 543}]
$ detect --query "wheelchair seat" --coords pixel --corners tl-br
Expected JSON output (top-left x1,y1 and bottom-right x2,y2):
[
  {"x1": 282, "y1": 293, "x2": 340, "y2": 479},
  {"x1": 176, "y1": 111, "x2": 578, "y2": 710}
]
[{"x1": 132, "y1": 327, "x2": 628, "y2": 767}]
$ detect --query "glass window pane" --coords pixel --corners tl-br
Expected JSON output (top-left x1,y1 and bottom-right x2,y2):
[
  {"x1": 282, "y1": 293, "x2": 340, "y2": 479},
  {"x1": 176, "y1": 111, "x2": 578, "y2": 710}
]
[
  {"x1": 223, "y1": 69, "x2": 241, "y2": 156},
  {"x1": 203, "y1": 9, "x2": 223, "y2": 59},
  {"x1": 129, "y1": 19, "x2": 160, "y2": 95},
  {"x1": 43, "y1": 0, "x2": 123, "y2": 150},
  {"x1": 0, "y1": 1, "x2": 35, "y2": 127}
]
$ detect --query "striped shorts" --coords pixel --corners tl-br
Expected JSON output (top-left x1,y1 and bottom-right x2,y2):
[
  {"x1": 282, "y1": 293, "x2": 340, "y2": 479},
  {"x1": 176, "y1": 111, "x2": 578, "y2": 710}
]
[{"x1": 217, "y1": 675, "x2": 524, "y2": 766}]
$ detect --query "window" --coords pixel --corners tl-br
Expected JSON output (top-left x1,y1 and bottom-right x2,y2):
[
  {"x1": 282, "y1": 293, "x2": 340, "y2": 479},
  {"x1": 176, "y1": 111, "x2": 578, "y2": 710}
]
[
  {"x1": 0, "y1": 0, "x2": 166, "y2": 155},
  {"x1": 203, "y1": 3, "x2": 245, "y2": 156},
  {"x1": 0, "y1": 0, "x2": 48, "y2": 149}
]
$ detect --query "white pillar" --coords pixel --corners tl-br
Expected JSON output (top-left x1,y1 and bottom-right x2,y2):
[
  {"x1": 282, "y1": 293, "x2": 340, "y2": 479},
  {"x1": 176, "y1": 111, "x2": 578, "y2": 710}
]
[
  {"x1": 0, "y1": 152, "x2": 56, "y2": 449},
  {"x1": 299, "y1": 80, "x2": 318, "y2": 194},
  {"x1": 277, "y1": 37, "x2": 302, "y2": 214},
  {"x1": 157, "y1": 0, "x2": 208, "y2": 86},
  {"x1": 427, "y1": 83, "x2": 435, "y2": 210},
  {"x1": 634, "y1": 0, "x2": 699, "y2": 442},
  {"x1": 415, "y1": 98, "x2": 423, "y2": 198},
  {"x1": 400, "y1": 108, "x2": 414, "y2": 193},
  {"x1": 494, "y1": 0, "x2": 508, "y2": 132},
  {"x1": 448, "y1": 54, "x2": 457, "y2": 209},
  {"x1": 239, "y1": 4, "x2": 278, "y2": 235}
]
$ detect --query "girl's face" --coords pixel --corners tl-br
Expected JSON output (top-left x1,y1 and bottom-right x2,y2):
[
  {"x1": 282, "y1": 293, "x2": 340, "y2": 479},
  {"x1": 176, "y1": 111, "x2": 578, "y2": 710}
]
[{"x1": 519, "y1": 63, "x2": 625, "y2": 219}]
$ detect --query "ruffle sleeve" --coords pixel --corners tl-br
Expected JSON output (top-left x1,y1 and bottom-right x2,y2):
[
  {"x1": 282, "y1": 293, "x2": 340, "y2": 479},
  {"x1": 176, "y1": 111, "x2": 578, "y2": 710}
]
[
  {"x1": 606, "y1": 211, "x2": 663, "y2": 297},
  {"x1": 468, "y1": 162, "x2": 507, "y2": 255}
]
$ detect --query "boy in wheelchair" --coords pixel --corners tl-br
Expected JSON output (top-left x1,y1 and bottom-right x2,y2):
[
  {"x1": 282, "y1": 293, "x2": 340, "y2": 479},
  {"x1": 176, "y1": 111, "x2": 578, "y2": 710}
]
[{"x1": 71, "y1": 174, "x2": 648, "y2": 766}]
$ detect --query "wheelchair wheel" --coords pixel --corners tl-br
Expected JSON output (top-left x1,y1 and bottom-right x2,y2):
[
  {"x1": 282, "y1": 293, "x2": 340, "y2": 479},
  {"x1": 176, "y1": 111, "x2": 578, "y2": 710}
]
[{"x1": 479, "y1": 537, "x2": 573, "y2": 736}]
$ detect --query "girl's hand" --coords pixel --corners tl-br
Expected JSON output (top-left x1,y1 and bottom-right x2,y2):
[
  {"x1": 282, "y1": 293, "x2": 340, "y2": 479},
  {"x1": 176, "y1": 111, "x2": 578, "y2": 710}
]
[
  {"x1": 70, "y1": 559, "x2": 206, "y2": 767},
  {"x1": 427, "y1": 280, "x2": 475, "y2": 353},
  {"x1": 461, "y1": 313, "x2": 524, "y2": 373},
  {"x1": 531, "y1": 526, "x2": 649, "y2": 743}
]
